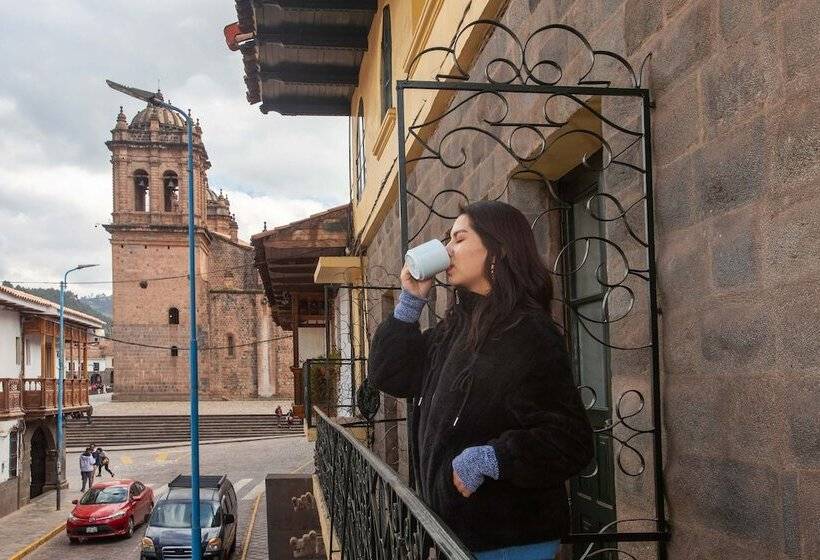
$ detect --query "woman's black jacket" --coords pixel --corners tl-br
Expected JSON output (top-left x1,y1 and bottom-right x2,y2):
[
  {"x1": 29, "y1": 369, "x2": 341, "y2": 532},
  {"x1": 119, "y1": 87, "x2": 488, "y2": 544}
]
[{"x1": 368, "y1": 294, "x2": 595, "y2": 552}]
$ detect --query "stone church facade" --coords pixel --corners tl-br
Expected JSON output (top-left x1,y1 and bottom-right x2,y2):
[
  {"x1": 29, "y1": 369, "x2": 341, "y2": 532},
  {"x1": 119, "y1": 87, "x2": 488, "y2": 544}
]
[{"x1": 104, "y1": 97, "x2": 293, "y2": 401}]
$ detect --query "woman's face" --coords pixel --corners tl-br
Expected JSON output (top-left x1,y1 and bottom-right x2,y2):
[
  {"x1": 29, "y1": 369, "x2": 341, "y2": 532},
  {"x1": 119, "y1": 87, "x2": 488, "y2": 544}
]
[{"x1": 445, "y1": 214, "x2": 491, "y2": 295}]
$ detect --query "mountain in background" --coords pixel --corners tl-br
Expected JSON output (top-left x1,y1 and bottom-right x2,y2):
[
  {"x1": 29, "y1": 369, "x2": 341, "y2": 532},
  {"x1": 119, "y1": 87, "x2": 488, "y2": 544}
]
[
  {"x1": 1, "y1": 281, "x2": 112, "y2": 333},
  {"x1": 81, "y1": 293, "x2": 113, "y2": 319}
]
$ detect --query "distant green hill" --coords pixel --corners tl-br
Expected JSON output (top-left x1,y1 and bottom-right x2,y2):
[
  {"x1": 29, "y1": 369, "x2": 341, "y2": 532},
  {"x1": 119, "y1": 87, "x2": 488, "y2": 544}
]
[{"x1": 1, "y1": 282, "x2": 112, "y2": 333}]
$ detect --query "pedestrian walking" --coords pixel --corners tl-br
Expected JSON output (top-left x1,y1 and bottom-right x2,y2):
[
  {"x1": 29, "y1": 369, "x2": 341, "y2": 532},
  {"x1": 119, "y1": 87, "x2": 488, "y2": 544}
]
[
  {"x1": 91, "y1": 444, "x2": 100, "y2": 476},
  {"x1": 368, "y1": 201, "x2": 594, "y2": 559},
  {"x1": 95, "y1": 447, "x2": 115, "y2": 477},
  {"x1": 274, "y1": 405, "x2": 283, "y2": 427},
  {"x1": 79, "y1": 448, "x2": 96, "y2": 492}
]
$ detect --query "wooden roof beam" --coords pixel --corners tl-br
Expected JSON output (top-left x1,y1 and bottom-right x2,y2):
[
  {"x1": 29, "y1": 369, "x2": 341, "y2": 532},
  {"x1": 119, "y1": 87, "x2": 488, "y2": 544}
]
[
  {"x1": 259, "y1": 63, "x2": 359, "y2": 86},
  {"x1": 256, "y1": 0, "x2": 377, "y2": 12},
  {"x1": 256, "y1": 26, "x2": 369, "y2": 50},
  {"x1": 260, "y1": 96, "x2": 351, "y2": 116}
]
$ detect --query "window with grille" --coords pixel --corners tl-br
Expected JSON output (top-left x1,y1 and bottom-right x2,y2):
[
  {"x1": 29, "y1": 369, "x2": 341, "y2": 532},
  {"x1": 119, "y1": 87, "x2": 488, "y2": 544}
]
[
  {"x1": 380, "y1": 7, "x2": 392, "y2": 119},
  {"x1": 9, "y1": 430, "x2": 18, "y2": 477},
  {"x1": 355, "y1": 99, "x2": 366, "y2": 200}
]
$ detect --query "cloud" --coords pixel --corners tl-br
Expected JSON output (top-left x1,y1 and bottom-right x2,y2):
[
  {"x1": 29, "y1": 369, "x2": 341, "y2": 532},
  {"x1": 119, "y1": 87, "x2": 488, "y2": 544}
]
[
  {"x1": 222, "y1": 189, "x2": 327, "y2": 242},
  {"x1": 0, "y1": 164, "x2": 112, "y2": 295},
  {"x1": 0, "y1": 1, "x2": 350, "y2": 296}
]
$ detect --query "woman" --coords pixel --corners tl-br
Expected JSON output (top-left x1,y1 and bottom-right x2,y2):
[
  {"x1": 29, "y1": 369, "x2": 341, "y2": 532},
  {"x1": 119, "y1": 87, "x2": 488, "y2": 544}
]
[
  {"x1": 369, "y1": 201, "x2": 594, "y2": 559},
  {"x1": 96, "y1": 447, "x2": 115, "y2": 477}
]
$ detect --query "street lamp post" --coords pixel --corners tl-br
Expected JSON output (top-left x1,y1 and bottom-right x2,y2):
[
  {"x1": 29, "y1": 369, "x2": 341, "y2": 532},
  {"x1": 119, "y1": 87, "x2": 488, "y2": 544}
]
[
  {"x1": 58, "y1": 263, "x2": 98, "y2": 511},
  {"x1": 105, "y1": 80, "x2": 202, "y2": 559}
]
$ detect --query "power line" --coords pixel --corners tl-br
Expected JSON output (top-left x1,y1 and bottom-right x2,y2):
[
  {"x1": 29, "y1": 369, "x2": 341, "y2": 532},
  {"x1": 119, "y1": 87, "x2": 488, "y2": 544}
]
[
  {"x1": 42, "y1": 317, "x2": 292, "y2": 352},
  {"x1": 3, "y1": 244, "x2": 331, "y2": 287}
]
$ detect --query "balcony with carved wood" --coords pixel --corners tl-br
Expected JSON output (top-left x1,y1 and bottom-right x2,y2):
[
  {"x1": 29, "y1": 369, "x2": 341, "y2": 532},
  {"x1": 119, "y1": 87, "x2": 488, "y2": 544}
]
[{"x1": 0, "y1": 378, "x2": 90, "y2": 419}]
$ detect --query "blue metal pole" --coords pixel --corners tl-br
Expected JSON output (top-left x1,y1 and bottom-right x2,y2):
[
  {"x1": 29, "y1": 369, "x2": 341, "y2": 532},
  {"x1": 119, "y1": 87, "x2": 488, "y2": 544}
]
[
  {"x1": 57, "y1": 275, "x2": 66, "y2": 511},
  {"x1": 184, "y1": 109, "x2": 202, "y2": 559},
  {"x1": 105, "y1": 80, "x2": 200, "y2": 553}
]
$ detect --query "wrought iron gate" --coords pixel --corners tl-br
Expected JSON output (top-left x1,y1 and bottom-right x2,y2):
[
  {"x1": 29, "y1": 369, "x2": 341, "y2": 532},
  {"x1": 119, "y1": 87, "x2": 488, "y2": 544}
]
[{"x1": 395, "y1": 20, "x2": 669, "y2": 560}]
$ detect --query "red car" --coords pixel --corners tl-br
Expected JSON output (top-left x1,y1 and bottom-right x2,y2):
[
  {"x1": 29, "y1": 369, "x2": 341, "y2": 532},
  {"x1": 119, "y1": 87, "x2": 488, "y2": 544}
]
[{"x1": 67, "y1": 479, "x2": 154, "y2": 543}]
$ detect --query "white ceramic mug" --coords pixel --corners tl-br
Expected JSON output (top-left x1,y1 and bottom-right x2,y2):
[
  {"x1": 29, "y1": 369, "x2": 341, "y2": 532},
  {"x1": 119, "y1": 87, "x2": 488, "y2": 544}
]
[{"x1": 405, "y1": 239, "x2": 451, "y2": 281}]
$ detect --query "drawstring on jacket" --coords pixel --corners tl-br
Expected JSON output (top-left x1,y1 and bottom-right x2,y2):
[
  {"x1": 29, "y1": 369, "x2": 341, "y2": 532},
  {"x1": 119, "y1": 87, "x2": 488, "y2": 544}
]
[{"x1": 450, "y1": 357, "x2": 477, "y2": 428}]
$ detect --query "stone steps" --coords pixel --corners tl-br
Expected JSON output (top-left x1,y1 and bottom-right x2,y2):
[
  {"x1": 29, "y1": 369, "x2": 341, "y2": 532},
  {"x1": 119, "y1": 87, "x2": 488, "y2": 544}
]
[{"x1": 65, "y1": 414, "x2": 303, "y2": 447}]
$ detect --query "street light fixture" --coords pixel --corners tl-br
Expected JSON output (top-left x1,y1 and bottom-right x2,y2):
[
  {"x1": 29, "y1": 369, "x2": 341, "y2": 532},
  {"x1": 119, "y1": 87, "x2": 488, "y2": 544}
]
[
  {"x1": 106, "y1": 79, "x2": 202, "y2": 559},
  {"x1": 58, "y1": 263, "x2": 98, "y2": 511}
]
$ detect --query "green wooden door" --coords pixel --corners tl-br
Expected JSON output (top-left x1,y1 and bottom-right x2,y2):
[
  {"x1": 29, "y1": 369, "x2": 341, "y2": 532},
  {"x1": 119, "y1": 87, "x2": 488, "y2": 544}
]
[{"x1": 558, "y1": 159, "x2": 617, "y2": 557}]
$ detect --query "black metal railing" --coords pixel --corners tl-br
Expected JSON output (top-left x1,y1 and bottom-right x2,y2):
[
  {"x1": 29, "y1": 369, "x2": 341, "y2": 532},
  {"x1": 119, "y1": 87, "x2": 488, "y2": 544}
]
[
  {"x1": 314, "y1": 406, "x2": 473, "y2": 560},
  {"x1": 303, "y1": 357, "x2": 372, "y2": 430}
]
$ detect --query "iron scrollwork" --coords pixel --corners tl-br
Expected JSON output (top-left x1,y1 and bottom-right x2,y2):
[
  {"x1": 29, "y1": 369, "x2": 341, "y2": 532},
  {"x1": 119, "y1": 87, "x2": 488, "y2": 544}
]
[
  {"x1": 315, "y1": 407, "x2": 472, "y2": 560},
  {"x1": 397, "y1": 17, "x2": 668, "y2": 560}
]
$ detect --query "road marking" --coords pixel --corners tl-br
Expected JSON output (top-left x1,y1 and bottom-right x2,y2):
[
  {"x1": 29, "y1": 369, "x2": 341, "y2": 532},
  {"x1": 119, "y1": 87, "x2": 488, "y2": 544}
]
[
  {"x1": 120, "y1": 455, "x2": 133, "y2": 465},
  {"x1": 233, "y1": 478, "x2": 252, "y2": 493},
  {"x1": 243, "y1": 481, "x2": 266, "y2": 501},
  {"x1": 151, "y1": 484, "x2": 169, "y2": 500},
  {"x1": 292, "y1": 458, "x2": 314, "y2": 473},
  {"x1": 8, "y1": 521, "x2": 66, "y2": 560},
  {"x1": 154, "y1": 451, "x2": 169, "y2": 463}
]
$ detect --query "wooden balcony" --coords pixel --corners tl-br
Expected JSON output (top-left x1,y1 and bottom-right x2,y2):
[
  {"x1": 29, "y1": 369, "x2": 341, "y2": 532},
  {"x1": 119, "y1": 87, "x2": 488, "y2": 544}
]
[
  {"x1": 0, "y1": 378, "x2": 23, "y2": 419},
  {"x1": 0, "y1": 378, "x2": 90, "y2": 418}
]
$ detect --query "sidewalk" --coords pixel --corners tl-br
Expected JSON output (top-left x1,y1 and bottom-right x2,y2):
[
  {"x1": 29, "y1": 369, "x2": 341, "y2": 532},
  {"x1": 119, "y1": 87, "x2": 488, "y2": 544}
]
[
  {"x1": 0, "y1": 489, "x2": 77, "y2": 559},
  {"x1": 89, "y1": 396, "x2": 292, "y2": 416},
  {"x1": 242, "y1": 493, "x2": 269, "y2": 560}
]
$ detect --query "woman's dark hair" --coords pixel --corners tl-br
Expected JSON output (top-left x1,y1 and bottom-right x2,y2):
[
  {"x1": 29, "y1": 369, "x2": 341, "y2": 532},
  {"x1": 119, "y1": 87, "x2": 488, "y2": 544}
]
[{"x1": 440, "y1": 200, "x2": 553, "y2": 352}]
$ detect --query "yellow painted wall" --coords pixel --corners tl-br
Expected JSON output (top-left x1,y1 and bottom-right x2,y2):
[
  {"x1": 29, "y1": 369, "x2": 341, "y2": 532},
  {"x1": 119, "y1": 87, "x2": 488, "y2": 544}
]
[{"x1": 349, "y1": 0, "x2": 509, "y2": 249}]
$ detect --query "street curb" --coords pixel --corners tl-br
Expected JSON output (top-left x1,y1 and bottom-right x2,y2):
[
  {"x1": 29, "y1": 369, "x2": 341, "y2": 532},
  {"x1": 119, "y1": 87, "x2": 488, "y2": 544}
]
[
  {"x1": 240, "y1": 493, "x2": 263, "y2": 560},
  {"x1": 66, "y1": 433, "x2": 301, "y2": 453},
  {"x1": 9, "y1": 521, "x2": 66, "y2": 560}
]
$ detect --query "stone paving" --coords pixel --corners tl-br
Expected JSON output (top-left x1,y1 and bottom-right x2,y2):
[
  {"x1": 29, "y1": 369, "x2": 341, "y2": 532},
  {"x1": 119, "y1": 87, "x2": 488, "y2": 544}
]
[
  {"x1": 0, "y1": 490, "x2": 75, "y2": 559},
  {"x1": 89, "y1": 394, "x2": 293, "y2": 416},
  {"x1": 244, "y1": 493, "x2": 270, "y2": 560},
  {"x1": 1, "y1": 436, "x2": 314, "y2": 559}
]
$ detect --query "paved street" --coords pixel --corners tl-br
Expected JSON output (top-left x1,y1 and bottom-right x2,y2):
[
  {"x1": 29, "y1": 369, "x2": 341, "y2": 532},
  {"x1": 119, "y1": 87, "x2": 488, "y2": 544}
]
[{"x1": 24, "y1": 436, "x2": 314, "y2": 560}]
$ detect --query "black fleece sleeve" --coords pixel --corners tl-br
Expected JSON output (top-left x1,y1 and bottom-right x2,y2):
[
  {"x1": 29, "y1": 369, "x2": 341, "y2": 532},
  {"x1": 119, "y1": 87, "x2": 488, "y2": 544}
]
[
  {"x1": 367, "y1": 315, "x2": 431, "y2": 398},
  {"x1": 488, "y1": 326, "x2": 594, "y2": 488}
]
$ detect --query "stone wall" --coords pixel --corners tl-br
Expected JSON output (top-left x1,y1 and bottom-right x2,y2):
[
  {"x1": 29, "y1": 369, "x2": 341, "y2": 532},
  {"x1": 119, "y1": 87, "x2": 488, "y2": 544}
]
[
  {"x1": 0, "y1": 477, "x2": 18, "y2": 519},
  {"x1": 359, "y1": 0, "x2": 819, "y2": 558}
]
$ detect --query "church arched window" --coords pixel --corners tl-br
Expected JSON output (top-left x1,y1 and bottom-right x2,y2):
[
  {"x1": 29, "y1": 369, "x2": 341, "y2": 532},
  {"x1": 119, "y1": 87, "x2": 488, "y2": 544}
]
[
  {"x1": 134, "y1": 170, "x2": 149, "y2": 212},
  {"x1": 227, "y1": 334, "x2": 235, "y2": 357},
  {"x1": 170, "y1": 345, "x2": 179, "y2": 357},
  {"x1": 163, "y1": 171, "x2": 179, "y2": 212},
  {"x1": 168, "y1": 307, "x2": 179, "y2": 325}
]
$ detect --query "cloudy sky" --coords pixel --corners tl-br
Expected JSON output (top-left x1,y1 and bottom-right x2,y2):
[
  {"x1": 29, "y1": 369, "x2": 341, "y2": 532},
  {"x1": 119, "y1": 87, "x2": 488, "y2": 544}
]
[{"x1": 0, "y1": 1, "x2": 349, "y2": 296}]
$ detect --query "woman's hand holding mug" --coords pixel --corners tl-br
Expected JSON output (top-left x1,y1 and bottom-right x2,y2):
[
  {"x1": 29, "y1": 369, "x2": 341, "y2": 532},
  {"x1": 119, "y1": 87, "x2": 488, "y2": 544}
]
[
  {"x1": 402, "y1": 239, "x2": 450, "y2": 299},
  {"x1": 401, "y1": 264, "x2": 433, "y2": 299}
]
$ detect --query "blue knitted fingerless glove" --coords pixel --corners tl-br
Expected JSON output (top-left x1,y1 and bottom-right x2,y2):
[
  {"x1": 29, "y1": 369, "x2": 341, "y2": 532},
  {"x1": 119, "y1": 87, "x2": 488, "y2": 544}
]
[
  {"x1": 393, "y1": 290, "x2": 427, "y2": 323},
  {"x1": 452, "y1": 445, "x2": 499, "y2": 494}
]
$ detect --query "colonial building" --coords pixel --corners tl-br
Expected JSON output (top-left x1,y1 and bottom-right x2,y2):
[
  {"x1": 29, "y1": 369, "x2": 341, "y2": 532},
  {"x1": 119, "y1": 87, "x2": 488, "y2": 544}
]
[
  {"x1": 249, "y1": 205, "x2": 351, "y2": 417},
  {"x1": 103, "y1": 97, "x2": 294, "y2": 401},
  {"x1": 0, "y1": 285, "x2": 100, "y2": 518},
  {"x1": 229, "y1": 1, "x2": 818, "y2": 559}
]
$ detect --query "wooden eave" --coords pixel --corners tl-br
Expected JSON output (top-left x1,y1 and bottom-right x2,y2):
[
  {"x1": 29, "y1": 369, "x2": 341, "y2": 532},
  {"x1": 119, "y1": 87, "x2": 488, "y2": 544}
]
[
  {"x1": 251, "y1": 204, "x2": 350, "y2": 329},
  {"x1": 232, "y1": 0, "x2": 376, "y2": 115}
]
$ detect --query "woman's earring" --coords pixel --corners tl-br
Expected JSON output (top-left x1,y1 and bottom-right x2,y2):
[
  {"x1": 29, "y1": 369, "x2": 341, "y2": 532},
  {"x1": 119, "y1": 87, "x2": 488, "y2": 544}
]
[{"x1": 490, "y1": 258, "x2": 496, "y2": 282}]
